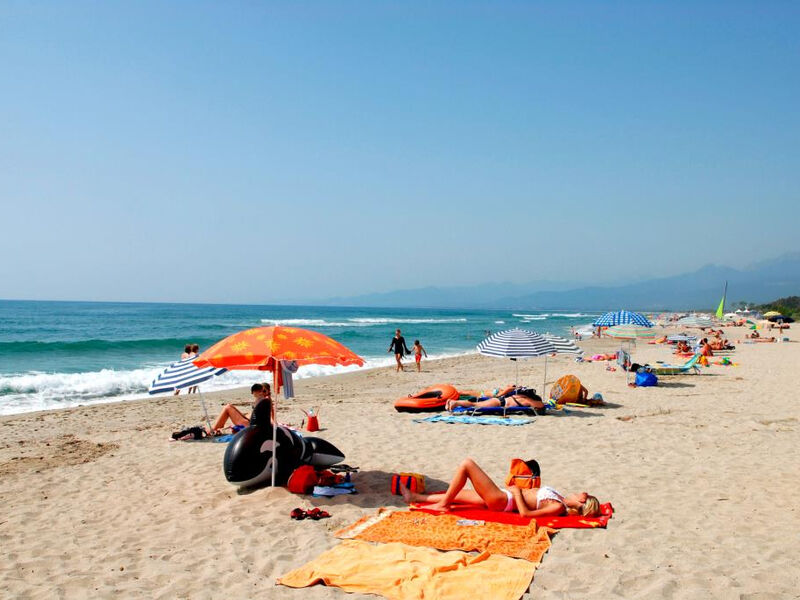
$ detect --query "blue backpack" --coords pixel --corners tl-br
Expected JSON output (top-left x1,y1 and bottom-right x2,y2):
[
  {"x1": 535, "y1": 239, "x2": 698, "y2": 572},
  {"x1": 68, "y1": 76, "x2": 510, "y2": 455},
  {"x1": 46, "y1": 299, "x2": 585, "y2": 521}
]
[{"x1": 635, "y1": 370, "x2": 658, "y2": 387}]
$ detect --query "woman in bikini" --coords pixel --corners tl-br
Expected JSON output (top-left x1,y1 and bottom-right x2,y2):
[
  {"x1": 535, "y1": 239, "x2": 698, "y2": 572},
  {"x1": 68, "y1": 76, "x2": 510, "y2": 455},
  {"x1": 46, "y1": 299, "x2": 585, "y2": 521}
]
[
  {"x1": 400, "y1": 457, "x2": 600, "y2": 518},
  {"x1": 207, "y1": 382, "x2": 273, "y2": 434},
  {"x1": 445, "y1": 388, "x2": 544, "y2": 412}
]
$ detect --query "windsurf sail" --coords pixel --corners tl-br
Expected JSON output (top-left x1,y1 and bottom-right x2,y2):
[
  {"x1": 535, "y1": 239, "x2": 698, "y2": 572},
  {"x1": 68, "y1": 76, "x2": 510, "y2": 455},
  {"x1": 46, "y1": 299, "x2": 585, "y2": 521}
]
[{"x1": 715, "y1": 281, "x2": 727, "y2": 319}]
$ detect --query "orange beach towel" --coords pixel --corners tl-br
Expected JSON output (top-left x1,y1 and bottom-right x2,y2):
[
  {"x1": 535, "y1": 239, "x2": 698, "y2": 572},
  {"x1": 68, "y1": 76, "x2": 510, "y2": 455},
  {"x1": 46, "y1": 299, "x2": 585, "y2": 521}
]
[
  {"x1": 335, "y1": 508, "x2": 553, "y2": 563},
  {"x1": 278, "y1": 540, "x2": 537, "y2": 600}
]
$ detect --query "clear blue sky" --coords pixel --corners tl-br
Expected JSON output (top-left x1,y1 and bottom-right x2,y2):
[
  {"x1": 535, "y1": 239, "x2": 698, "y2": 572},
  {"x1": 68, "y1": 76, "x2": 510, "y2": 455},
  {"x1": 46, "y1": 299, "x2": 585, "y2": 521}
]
[{"x1": 1, "y1": 1, "x2": 798, "y2": 303}]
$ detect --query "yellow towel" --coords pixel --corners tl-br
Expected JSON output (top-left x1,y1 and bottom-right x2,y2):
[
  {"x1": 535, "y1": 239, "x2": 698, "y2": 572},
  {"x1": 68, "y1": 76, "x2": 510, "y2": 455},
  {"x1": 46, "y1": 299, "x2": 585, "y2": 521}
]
[
  {"x1": 278, "y1": 540, "x2": 536, "y2": 600},
  {"x1": 336, "y1": 509, "x2": 553, "y2": 563}
]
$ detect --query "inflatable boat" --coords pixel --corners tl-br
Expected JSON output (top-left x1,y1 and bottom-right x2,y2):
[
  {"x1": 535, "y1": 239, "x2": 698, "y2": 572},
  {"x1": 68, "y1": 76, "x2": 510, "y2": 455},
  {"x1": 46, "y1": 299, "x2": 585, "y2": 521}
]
[{"x1": 394, "y1": 384, "x2": 459, "y2": 413}]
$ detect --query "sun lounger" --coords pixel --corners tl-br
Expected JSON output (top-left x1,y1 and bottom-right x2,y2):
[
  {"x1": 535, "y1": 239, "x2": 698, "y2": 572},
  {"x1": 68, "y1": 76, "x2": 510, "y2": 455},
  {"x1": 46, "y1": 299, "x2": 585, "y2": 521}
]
[{"x1": 649, "y1": 353, "x2": 702, "y2": 376}]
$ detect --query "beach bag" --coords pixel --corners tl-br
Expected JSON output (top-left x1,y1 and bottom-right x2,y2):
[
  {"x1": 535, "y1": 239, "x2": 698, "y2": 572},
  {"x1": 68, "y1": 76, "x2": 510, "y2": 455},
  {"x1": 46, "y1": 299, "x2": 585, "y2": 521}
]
[
  {"x1": 549, "y1": 375, "x2": 582, "y2": 403},
  {"x1": 390, "y1": 473, "x2": 425, "y2": 495},
  {"x1": 287, "y1": 465, "x2": 318, "y2": 495},
  {"x1": 635, "y1": 371, "x2": 658, "y2": 387},
  {"x1": 504, "y1": 458, "x2": 541, "y2": 489}
]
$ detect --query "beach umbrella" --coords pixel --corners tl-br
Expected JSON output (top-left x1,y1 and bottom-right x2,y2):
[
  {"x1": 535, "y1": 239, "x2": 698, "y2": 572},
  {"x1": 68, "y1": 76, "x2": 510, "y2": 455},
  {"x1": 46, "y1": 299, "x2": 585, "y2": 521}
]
[
  {"x1": 767, "y1": 315, "x2": 794, "y2": 323},
  {"x1": 194, "y1": 326, "x2": 364, "y2": 487},
  {"x1": 676, "y1": 316, "x2": 714, "y2": 329},
  {"x1": 593, "y1": 310, "x2": 653, "y2": 328},
  {"x1": 667, "y1": 334, "x2": 697, "y2": 343},
  {"x1": 605, "y1": 325, "x2": 657, "y2": 383},
  {"x1": 148, "y1": 357, "x2": 227, "y2": 431},
  {"x1": 542, "y1": 334, "x2": 584, "y2": 355},
  {"x1": 763, "y1": 311, "x2": 782, "y2": 318},
  {"x1": 605, "y1": 324, "x2": 657, "y2": 340},
  {"x1": 477, "y1": 328, "x2": 555, "y2": 396}
]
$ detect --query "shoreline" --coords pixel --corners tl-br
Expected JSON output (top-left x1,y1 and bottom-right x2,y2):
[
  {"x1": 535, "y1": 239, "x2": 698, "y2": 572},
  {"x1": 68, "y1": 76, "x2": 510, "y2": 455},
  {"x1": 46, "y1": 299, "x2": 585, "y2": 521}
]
[{"x1": 0, "y1": 349, "x2": 479, "y2": 418}]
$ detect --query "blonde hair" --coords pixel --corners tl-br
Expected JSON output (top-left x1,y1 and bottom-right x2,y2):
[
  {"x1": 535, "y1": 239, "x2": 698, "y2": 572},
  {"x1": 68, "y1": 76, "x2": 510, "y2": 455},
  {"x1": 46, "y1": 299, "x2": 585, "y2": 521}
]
[{"x1": 581, "y1": 495, "x2": 600, "y2": 517}]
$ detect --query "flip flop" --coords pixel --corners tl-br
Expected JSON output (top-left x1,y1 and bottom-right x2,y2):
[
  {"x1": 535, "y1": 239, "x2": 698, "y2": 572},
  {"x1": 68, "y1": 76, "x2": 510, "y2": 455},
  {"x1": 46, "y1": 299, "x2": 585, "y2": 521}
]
[
  {"x1": 306, "y1": 508, "x2": 331, "y2": 520},
  {"x1": 290, "y1": 508, "x2": 307, "y2": 520}
]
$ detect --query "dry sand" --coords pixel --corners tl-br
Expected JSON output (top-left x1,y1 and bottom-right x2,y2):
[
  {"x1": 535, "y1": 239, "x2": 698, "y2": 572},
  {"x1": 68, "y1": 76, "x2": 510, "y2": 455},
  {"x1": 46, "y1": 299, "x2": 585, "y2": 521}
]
[{"x1": 1, "y1": 330, "x2": 799, "y2": 599}]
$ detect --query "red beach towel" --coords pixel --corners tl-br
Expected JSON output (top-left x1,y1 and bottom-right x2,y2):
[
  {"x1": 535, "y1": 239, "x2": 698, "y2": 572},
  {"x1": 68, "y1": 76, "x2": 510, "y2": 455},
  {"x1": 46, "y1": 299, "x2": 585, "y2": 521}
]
[{"x1": 413, "y1": 502, "x2": 614, "y2": 529}]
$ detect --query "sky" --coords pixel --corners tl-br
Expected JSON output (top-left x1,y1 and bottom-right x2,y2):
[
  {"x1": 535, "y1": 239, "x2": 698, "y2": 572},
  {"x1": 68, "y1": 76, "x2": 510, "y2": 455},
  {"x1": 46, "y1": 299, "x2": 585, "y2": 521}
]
[{"x1": 1, "y1": 1, "x2": 799, "y2": 304}]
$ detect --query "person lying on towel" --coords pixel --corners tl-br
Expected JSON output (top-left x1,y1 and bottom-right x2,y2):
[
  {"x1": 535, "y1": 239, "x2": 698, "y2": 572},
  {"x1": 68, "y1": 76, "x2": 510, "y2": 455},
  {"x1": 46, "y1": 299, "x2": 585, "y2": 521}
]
[
  {"x1": 399, "y1": 457, "x2": 600, "y2": 518},
  {"x1": 445, "y1": 388, "x2": 544, "y2": 412}
]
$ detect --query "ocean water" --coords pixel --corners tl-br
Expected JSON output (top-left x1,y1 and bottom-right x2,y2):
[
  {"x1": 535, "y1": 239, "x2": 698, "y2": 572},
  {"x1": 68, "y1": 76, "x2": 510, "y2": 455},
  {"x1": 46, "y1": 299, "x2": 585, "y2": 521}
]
[{"x1": 0, "y1": 300, "x2": 599, "y2": 415}]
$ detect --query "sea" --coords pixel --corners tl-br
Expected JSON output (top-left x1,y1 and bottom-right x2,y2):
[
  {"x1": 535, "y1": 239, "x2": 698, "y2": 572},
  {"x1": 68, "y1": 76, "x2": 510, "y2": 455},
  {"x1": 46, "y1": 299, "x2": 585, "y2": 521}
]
[{"x1": 0, "y1": 300, "x2": 600, "y2": 416}]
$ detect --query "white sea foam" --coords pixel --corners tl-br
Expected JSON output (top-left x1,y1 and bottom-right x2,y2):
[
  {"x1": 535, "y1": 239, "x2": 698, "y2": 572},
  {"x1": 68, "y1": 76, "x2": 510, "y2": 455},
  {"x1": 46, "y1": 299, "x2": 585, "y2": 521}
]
[
  {"x1": 348, "y1": 317, "x2": 468, "y2": 324},
  {"x1": 494, "y1": 320, "x2": 505, "y2": 324},
  {"x1": 512, "y1": 313, "x2": 549, "y2": 319},
  {"x1": 258, "y1": 317, "x2": 467, "y2": 327},
  {"x1": 259, "y1": 318, "x2": 374, "y2": 327},
  {"x1": 550, "y1": 313, "x2": 596, "y2": 318},
  {"x1": 0, "y1": 351, "x2": 475, "y2": 416}
]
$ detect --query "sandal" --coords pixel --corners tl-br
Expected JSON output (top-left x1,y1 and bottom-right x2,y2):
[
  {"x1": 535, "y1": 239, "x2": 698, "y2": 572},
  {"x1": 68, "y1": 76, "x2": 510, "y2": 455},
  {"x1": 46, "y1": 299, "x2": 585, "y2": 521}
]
[
  {"x1": 306, "y1": 508, "x2": 331, "y2": 520},
  {"x1": 290, "y1": 508, "x2": 307, "y2": 520}
]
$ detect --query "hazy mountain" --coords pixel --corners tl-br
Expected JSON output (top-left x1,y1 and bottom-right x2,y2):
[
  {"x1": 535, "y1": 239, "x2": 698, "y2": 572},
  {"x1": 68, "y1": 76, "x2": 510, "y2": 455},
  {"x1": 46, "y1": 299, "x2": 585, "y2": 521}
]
[
  {"x1": 316, "y1": 253, "x2": 800, "y2": 311},
  {"x1": 319, "y1": 280, "x2": 583, "y2": 308}
]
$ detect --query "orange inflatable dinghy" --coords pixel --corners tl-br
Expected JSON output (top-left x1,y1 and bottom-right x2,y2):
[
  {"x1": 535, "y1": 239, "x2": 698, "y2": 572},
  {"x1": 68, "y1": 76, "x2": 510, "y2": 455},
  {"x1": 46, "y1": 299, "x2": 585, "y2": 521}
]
[{"x1": 394, "y1": 384, "x2": 459, "y2": 413}]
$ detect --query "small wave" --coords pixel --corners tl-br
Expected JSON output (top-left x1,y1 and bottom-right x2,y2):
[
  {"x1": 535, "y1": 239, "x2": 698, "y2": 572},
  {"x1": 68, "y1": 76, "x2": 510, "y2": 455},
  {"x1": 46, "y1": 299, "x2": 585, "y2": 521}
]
[
  {"x1": 494, "y1": 320, "x2": 505, "y2": 324},
  {"x1": 520, "y1": 316, "x2": 547, "y2": 321},
  {"x1": 512, "y1": 313, "x2": 549, "y2": 319},
  {"x1": 348, "y1": 317, "x2": 468, "y2": 324},
  {"x1": 550, "y1": 313, "x2": 594, "y2": 318},
  {"x1": 0, "y1": 338, "x2": 209, "y2": 355},
  {"x1": 259, "y1": 318, "x2": 382, "y2": 327}
]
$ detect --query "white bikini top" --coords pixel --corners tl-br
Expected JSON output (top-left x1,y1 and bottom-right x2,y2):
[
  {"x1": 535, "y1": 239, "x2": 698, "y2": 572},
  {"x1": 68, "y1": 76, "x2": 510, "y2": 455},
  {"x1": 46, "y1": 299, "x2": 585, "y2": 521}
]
[{"x1": 536, "y1": 486, "x2": 565, "y2": 508}]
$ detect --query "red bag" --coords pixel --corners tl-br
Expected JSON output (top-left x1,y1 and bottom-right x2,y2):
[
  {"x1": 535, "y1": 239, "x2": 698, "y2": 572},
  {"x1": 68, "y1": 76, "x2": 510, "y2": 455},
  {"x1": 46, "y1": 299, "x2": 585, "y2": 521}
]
[
  {"x1": 287, "y1": 465, "x2": 318, "y2": 494},
  {"x1": 390, "y1": 473, "x2": 425, "y2": 495}
]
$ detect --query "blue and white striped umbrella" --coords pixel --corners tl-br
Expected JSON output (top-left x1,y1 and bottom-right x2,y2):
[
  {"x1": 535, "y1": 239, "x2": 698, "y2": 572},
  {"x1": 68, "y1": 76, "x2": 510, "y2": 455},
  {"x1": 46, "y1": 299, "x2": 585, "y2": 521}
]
[
  {"x1": 477, "y1": 329, "x2": 555, "y2": 391},
  {"x1": 667, "y1": 334, "x2": 697, "y2": 343},
  {"x1": 477, "y1": 328, "x2": 555, "y2": 358},
  {"x1": 542, "y1": 334, "x2": 584, "y2": 355},
  {"x1": 593, "y1": 310, "x2": 653, "y2": 328},
  {"x1": 676, "y1": 315, "x2": 714, "y2": 328},
  {"x1": 149, "y1": 357, "x2": 227, "y2": 395}
]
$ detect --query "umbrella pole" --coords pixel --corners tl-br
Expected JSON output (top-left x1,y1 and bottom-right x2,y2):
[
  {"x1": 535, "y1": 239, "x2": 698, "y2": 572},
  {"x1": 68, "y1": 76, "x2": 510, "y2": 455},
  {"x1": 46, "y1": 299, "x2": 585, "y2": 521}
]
[
  {"x1": 542, "y1": 355, "x2": 548, "y2": 400},
  {"x1": 198, "y1": 390, "x2": 213, "y2": 433},
  {"x1": 272, "y1": 404, "x2": 278, "y2": 488}
]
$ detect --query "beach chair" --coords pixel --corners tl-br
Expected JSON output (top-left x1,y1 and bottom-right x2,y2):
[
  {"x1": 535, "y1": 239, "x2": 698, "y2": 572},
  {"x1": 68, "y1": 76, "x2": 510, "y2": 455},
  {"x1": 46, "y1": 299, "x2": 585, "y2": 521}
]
[{"x1": 649, "y1": 353, "x2": 702, "y2": 376}]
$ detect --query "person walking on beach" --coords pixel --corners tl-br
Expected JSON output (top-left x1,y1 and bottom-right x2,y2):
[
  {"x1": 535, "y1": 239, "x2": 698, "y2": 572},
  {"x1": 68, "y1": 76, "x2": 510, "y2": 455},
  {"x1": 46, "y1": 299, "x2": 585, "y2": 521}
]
[
  {"x1": 187, "y1": 344, "x2": 200, "y2": 394},
  {"x1": 412, "y1": 339, "x2": 427, "y2": 372},
  {"x1": 388, "y1": 329, "x2": 411, "y2": 372}
]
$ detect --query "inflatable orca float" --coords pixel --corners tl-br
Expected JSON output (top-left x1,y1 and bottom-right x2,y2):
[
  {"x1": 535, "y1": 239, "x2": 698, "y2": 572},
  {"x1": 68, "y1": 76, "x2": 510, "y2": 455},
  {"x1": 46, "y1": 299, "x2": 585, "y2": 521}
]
[{"x1": 223, "y1": 422, "x2": 345, "y2": 488}]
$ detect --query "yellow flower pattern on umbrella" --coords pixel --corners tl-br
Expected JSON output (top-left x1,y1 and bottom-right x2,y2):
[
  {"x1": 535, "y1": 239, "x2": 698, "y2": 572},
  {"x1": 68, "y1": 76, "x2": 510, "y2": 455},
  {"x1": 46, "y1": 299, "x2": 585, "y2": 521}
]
[
  {"x1": 294, "y1": 336, "x2": 313, "y2": 348},
  {"x1": 231, "y1": 341, "x2": 250, "y2": 353}
]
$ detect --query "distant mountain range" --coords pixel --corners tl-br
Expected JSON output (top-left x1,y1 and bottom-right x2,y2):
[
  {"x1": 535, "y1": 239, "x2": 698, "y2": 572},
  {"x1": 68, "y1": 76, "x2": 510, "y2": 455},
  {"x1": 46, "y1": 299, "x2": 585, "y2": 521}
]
[{"x1": 317, "y1": 253, "x2": 800, "y2": 311}]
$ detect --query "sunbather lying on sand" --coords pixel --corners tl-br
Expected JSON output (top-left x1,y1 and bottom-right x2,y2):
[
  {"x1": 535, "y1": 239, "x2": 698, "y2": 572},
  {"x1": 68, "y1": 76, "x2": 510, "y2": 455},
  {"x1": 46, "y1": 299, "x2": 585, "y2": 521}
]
[
  {"x1": 709, "y1": 339, "x2": 734, "y2": 350},
  {"x1": 400, "y1": 457, "x2": 600, "y2": 518},
  {"x1": 445, "y1": 388, "x2": 544, "y2": 412}
]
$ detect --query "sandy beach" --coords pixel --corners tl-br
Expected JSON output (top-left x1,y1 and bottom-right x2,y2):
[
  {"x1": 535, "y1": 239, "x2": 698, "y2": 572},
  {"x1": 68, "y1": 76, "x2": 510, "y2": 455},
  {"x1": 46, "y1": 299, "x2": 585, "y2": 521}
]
[{"x1": 1, "y1": 331, "x2": 799, "y2": 599}]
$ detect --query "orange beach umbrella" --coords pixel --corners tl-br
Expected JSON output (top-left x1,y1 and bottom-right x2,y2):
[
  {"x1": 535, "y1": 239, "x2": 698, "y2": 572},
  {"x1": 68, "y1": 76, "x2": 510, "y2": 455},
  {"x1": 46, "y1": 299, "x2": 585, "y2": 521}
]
[
  {"x1": 194, "y1": 326, "x2": 364, "y2": 487},
  {"x1": 194, "y1": 326, "x2": 365, "y2": 371}
]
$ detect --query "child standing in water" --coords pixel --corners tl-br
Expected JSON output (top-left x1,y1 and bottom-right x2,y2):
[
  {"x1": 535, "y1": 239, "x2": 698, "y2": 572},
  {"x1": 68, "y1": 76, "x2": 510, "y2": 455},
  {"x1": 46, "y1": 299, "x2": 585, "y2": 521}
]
[{"x1": 413, "y1": 340, "x2": 427, "y2": 372}]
